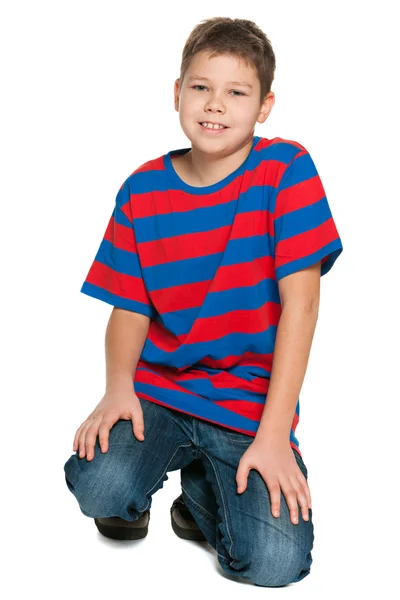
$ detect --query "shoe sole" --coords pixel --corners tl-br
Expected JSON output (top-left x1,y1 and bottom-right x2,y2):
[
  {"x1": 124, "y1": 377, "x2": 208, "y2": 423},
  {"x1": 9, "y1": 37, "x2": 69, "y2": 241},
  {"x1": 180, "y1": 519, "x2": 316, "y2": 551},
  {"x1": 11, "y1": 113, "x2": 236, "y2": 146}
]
[
  {"x1": 93, "y1": 502, "x2": 207, "y2": 542},
  {"x1": 170, "y1": 506, "x2": 207, "y2": 542},
  {"x1": 94, "y1": 511, "x2": 150, "y2": 540}
]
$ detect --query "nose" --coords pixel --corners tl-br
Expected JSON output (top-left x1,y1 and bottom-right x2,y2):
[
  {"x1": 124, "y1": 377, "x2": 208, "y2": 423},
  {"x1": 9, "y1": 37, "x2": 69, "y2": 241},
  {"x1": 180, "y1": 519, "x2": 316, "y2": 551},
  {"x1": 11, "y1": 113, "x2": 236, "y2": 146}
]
[
  {"x1": 205, "y1": 93, "x2": 225, "y2": 114},
  {"x1": 205, "y1": 105, "x2": 225, "y2": 116}
]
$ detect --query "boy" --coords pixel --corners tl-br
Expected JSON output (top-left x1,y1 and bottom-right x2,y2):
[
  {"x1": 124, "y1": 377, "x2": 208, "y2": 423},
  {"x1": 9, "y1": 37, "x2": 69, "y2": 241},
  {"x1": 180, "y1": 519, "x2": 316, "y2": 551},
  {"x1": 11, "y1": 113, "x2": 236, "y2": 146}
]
[{"x1": 64, "y1": 17, "x2": 343, "y2": 587}]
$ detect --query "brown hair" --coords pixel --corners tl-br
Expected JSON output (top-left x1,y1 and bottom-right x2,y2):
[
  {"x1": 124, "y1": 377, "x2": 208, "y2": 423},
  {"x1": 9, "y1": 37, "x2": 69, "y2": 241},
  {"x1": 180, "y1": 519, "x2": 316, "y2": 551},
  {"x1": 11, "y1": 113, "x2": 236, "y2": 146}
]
[{"x1": 178, "y1": 17, "x2": 276, "y2": 106}]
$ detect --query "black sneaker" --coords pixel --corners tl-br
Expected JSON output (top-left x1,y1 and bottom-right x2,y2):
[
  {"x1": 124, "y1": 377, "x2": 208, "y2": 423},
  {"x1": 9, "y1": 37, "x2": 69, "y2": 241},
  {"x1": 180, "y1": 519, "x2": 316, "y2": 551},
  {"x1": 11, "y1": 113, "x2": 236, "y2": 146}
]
[
  {"x1": 170, "y1": 494, "x2": 206, "y2": 542},
  {"x1": 94, "y1": 510, "x2": 150, "y2": 540}
]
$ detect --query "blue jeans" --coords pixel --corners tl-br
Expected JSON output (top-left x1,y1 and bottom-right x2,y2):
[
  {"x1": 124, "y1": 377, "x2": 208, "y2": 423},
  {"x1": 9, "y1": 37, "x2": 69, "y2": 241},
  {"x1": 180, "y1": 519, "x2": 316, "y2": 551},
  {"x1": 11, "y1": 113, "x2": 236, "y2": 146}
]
[{"x1": 64, "y1": 397, "x2": 314, "y2": 587}]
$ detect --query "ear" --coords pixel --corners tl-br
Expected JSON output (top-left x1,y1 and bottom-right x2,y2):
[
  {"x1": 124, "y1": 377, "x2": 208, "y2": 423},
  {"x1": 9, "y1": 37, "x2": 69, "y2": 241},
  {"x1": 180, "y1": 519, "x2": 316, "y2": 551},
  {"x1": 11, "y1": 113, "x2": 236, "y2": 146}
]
[{"x1": 257, "y1": 92, "x2": 275, "y2": 125}]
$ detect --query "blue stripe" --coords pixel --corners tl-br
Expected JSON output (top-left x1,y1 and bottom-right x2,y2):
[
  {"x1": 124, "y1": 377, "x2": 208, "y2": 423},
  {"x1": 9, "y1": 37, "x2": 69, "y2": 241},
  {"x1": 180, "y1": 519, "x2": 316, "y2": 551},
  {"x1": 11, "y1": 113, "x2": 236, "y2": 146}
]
[
  {"x1": 142, "y1": 233, "x2": 273, "y2": 291},
  {"x1": 227, "y1": 364, "x2": 271, "y2": 380},
  {"x1": 95, "y1": 239, "x2": 143, "y2": 279},
  {"x1": 127, "y1": 138, "x2": 303, "y2": 195},
  {"x1": 134, "y1": 381, "x2": 263, "y2": 434},
  {"x1": 140, "y1": 327, "x2": 279, "y2": 369},
  {"x1": 278, "y1": 151, "x2": 317, "y2": 191},
  {"x1": 133, "y1": 183, "x2": 276, "y2": 242},
  {"x1": 166, "y1": 372, "x2": 266, "y2": 404},
  {"x1": 113, "y1": 202, "x2": 132, "y2": 227},
  {"x1": 274, "y1": 196, "x2": 334, "y2": 242},
  {"x1": 157, "y1": 278, "x2": 280, "y2": 335},
  {"x1": 135, "y1": 382, "x2": 300, "y2": 446}
]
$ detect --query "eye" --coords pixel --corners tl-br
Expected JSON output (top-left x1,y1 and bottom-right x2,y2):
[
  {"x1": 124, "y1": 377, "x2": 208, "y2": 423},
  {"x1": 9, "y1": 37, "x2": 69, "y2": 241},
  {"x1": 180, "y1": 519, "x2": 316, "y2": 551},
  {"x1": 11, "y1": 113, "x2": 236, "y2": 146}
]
[{"x1": 192, "y1": 85, "x2": 245, "y2": 97}]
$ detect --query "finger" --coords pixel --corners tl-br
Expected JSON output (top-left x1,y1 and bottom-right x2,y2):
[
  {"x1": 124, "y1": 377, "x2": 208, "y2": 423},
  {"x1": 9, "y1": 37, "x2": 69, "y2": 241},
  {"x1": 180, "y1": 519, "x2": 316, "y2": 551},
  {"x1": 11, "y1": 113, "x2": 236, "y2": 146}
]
[
  {"x1": 289, "y1": 475, "x2": 310, "y2": 521},
  {"x1": 96, "y1": 415, "x2": 119, "y2": 455},
  {"x1": 85, "y1": 422, "x2": 102, "y2": 461},
  {"x1": 235, "y1": 461, "x2": 246, "y2": 492},
  {"x1": 78, "y1": 422, "x2": 92, "y2": 459},
  {"x1": 296, "y1": 472, "x2": 312, "y2": 509},
  {"x1": 131, "y1": 411, "x2": 145, "y2": 440},
  {"x1": 280, "y1": 476, "x2": 300, "y2": 525},
  {"x1": 98, "y1": 422, "x2": 111, "y2": 453},
  {"x1": 267, "y1": 480, "x2": 282, "y2": 518}
]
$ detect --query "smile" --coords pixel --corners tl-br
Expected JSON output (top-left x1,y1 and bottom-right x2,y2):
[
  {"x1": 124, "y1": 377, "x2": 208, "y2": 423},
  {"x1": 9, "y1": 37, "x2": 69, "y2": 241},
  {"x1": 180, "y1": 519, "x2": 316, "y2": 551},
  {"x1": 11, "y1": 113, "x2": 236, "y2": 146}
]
[{"x1": 198, "y1": 122, "x2": 229, "y2": 134}]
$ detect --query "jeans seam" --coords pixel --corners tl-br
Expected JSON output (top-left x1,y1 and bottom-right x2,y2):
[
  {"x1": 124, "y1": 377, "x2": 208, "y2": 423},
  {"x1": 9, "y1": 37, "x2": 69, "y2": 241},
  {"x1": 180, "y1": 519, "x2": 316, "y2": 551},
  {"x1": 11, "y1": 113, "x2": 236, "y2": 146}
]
[
  {"x1": 181, "y1": 485, "x2": 215, "y2": 522},
  {"x1": 181, "y1": 488, "x2": 234, "y2": 563},
  {"x1": 199, "y1": 449, "x2": 236, "y2": 563},
  {"x1": 217, "y1": 553, "x2": 231, "y2": 563},
  {"x1": 136, "y1": 442, "x2": 193, "y2": 514}
]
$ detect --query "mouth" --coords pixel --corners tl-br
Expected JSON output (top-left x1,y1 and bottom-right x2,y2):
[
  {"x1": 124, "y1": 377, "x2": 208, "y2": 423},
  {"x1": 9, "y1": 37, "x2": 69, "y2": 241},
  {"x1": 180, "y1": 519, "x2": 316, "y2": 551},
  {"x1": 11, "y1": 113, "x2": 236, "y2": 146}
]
[{"x1": 198, "y1": 122, "x2": 230, "y2": 134}]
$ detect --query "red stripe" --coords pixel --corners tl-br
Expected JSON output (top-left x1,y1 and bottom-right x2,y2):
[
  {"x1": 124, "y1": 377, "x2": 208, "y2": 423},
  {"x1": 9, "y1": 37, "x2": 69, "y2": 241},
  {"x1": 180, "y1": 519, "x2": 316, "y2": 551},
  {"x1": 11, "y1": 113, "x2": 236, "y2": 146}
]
[
  {"x1": 103, "y1": 215, "x2": 138, "y2": 253},
  {"x1": 213, "y1": 399, "x2": 265, "y2": 421},
  {"x1": 276, "y1": 217, "x2": 339, "y2": 265},
  {"x1": 138, "y1": 351, "x2": 274, "y2": 374},
  {"x1": 139, "y1": 363, "x2": 269, "y2": 394},
  {"x1": 135, "y1": 392, "x2": 268, "y2": 438},
  {"x1": 85, "y1": 261, "x2": 151, "y2": 305},
  {"x1": 135, "y1": 369, "x2": 266, "y2": 422},
  {"x1": 131, "y1": 156, "x2": 287, "y2": 219},
  {"x1": 150, "y1": 255, "x2": 276, "y2": 313},
  {"x1": 145, "y1": 301, "x2": 281, "y2": 348},
  {"x1": 134, "y1": 387, "x2": 299, "y2": 447},
  {"x1": 274, "y1": 172, "x2": 325, "y2": 218},
  {"x1": 135, "y1": 367, "x2": 199, "y2": 396},
  {"x1": 128, "y1": 155, "x2": 166, "y2": 177},
  {"x1": 137, "y1": 210, "x2": 273, "y2": 268},
  {"x1": 177, "y1": 302, "x2": 280, "y2": 345},
  {"x1": 199, "y1": 351, "x2": 274, "y2": 371}
]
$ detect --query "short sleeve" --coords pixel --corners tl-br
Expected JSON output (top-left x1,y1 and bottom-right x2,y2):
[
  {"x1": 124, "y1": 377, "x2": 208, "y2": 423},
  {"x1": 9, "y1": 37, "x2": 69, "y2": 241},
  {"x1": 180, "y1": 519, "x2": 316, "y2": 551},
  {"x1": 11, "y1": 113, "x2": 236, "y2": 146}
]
[
  {"x1": 80, "y1": 179, "x2": 157, "y2": 319},
  {"x1": 273, "y1": 149, "x2": 343, "y2": 281}
]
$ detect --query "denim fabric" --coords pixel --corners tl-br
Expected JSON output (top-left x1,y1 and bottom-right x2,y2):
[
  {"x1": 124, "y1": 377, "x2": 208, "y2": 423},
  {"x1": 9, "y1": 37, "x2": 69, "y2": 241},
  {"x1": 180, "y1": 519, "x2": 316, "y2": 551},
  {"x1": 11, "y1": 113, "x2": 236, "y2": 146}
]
[{"x1": 64, "y1": 397, "x2": 314, "y2": 587}]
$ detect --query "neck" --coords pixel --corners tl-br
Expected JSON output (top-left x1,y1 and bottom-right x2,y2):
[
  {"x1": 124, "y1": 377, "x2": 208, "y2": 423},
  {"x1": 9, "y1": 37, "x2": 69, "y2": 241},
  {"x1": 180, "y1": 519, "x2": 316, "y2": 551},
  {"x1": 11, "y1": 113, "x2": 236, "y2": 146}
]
[{"x1": 184, "y1": 134, "x2": 255, "y2": 187}]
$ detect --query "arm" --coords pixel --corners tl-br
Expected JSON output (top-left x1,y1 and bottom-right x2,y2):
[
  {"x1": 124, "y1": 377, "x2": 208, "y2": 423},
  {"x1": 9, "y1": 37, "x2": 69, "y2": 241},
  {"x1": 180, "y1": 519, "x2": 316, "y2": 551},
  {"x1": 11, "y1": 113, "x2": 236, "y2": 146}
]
[
  {"x1": 255, "y1": 261, "x2": 320, "y2": 442},
  {"x1": 105, "y1": 307, "x2": 151, "y2": 394}
]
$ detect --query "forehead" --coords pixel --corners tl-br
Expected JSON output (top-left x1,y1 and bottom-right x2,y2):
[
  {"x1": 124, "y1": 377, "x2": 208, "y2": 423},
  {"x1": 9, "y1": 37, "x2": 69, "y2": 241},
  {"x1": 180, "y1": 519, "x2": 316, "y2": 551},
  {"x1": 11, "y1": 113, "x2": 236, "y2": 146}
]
[
  {"x1": 187, "y1": 74, "x2": 253, "y2": 89},
  {"x1": 187, "y1": 50, "x2": 257, "y2": 84}
]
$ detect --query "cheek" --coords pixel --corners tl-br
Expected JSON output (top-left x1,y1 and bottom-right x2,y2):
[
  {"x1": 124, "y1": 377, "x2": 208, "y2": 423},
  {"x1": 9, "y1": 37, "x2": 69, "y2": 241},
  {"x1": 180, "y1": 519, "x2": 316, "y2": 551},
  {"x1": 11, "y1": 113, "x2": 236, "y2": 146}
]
[
  {"x1": 179, "y1": 108, "x2": 194, "y2": 125},
  {"x1": 238, "y1": 108, "x2": 260, "y2": 126},
  {"x1": 177, "y1": 98, "x2": 193, "y2": 116},
  {"x1": 180, "y1": 104, "x2": 202, "y2": 124},
  {"x1": 235, "y1": 102, "x2": 256, "y2": 116}
]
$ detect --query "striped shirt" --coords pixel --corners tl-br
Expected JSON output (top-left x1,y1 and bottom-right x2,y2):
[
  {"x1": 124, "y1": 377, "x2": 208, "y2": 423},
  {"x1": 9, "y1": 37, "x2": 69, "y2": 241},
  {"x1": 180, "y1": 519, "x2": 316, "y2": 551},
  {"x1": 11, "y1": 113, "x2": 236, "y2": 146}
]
[{"x1": 80, "y1": 135, "x2": 343, "y2": 457}]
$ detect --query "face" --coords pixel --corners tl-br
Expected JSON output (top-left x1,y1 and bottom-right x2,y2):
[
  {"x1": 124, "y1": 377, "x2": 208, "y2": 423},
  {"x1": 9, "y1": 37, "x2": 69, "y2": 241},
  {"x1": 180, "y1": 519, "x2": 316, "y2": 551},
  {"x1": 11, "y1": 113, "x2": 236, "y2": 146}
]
[{"x1": 174, "y1": 50, "x2": 274, "y2": 154}]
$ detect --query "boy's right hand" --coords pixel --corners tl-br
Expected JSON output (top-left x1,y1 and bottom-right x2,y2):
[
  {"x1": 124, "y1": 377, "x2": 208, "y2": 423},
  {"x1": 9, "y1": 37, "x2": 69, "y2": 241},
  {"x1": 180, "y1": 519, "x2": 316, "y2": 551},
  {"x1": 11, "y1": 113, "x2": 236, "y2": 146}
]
[{"x1": 73, "y1": 389, "x2": 145, "y2": 462}]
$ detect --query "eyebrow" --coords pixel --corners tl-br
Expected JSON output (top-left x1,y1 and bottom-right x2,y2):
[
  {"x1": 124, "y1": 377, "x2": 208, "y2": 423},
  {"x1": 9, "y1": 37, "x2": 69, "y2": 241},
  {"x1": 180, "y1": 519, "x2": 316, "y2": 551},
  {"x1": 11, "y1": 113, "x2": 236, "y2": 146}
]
[{"x1": 188, "y1": 75, "x2": 253, "y2": 89}]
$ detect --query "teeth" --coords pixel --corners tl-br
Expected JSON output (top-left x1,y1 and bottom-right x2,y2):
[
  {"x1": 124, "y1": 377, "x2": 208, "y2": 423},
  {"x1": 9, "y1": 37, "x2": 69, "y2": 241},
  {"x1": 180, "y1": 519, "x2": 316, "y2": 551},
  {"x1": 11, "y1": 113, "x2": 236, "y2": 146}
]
[{"x1": 200, "y1": 122, "x2": 226, "y2": 130}]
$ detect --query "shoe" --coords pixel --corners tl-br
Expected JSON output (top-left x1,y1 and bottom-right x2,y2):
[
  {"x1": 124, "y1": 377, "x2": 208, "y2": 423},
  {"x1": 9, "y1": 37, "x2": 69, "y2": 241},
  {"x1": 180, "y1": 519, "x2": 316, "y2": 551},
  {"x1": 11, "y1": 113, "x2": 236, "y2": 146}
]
[
  {"x1": 170, "y1": 493, "x2": 206, "y2": 542},
  {"x1": 94, "y1": 510, "x2": 150, "y2": 540}
]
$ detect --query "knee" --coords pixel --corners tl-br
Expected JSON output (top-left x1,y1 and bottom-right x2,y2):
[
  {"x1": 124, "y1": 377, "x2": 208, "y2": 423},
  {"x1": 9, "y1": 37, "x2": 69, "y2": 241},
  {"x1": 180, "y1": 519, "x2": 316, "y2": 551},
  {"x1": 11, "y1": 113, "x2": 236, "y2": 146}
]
[
  {"x1": 63, "y1": 450, "x2": 140, "y2": 520},
  {"x1": 251, "y1": 547, "x2": 311, "y2": 587},
  {"x1": 222, "y1": 541, "x2": 311, "y2": 587}
]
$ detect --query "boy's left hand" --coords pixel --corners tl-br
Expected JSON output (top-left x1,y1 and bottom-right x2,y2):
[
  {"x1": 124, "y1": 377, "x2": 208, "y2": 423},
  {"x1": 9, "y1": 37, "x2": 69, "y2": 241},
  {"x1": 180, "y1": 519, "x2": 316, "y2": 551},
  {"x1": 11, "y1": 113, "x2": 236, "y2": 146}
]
[{"x1": 235, "y1": 438, "x2": 312, "y2": 525}]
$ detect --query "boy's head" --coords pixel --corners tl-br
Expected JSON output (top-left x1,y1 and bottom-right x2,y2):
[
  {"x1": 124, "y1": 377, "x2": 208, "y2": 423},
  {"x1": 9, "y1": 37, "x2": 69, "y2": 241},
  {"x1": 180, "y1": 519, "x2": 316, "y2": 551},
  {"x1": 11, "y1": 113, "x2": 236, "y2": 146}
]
[{"x1": 174, "y1": 17, "x2": 276, "y2": 151}]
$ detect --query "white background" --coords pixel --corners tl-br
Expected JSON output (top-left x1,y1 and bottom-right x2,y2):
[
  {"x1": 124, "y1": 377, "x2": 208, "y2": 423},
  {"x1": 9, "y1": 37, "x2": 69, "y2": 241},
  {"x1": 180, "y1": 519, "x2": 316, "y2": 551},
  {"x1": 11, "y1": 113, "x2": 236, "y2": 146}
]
[{"x1": 2, "y1": 0, "x2": 398, "y2": 597}]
